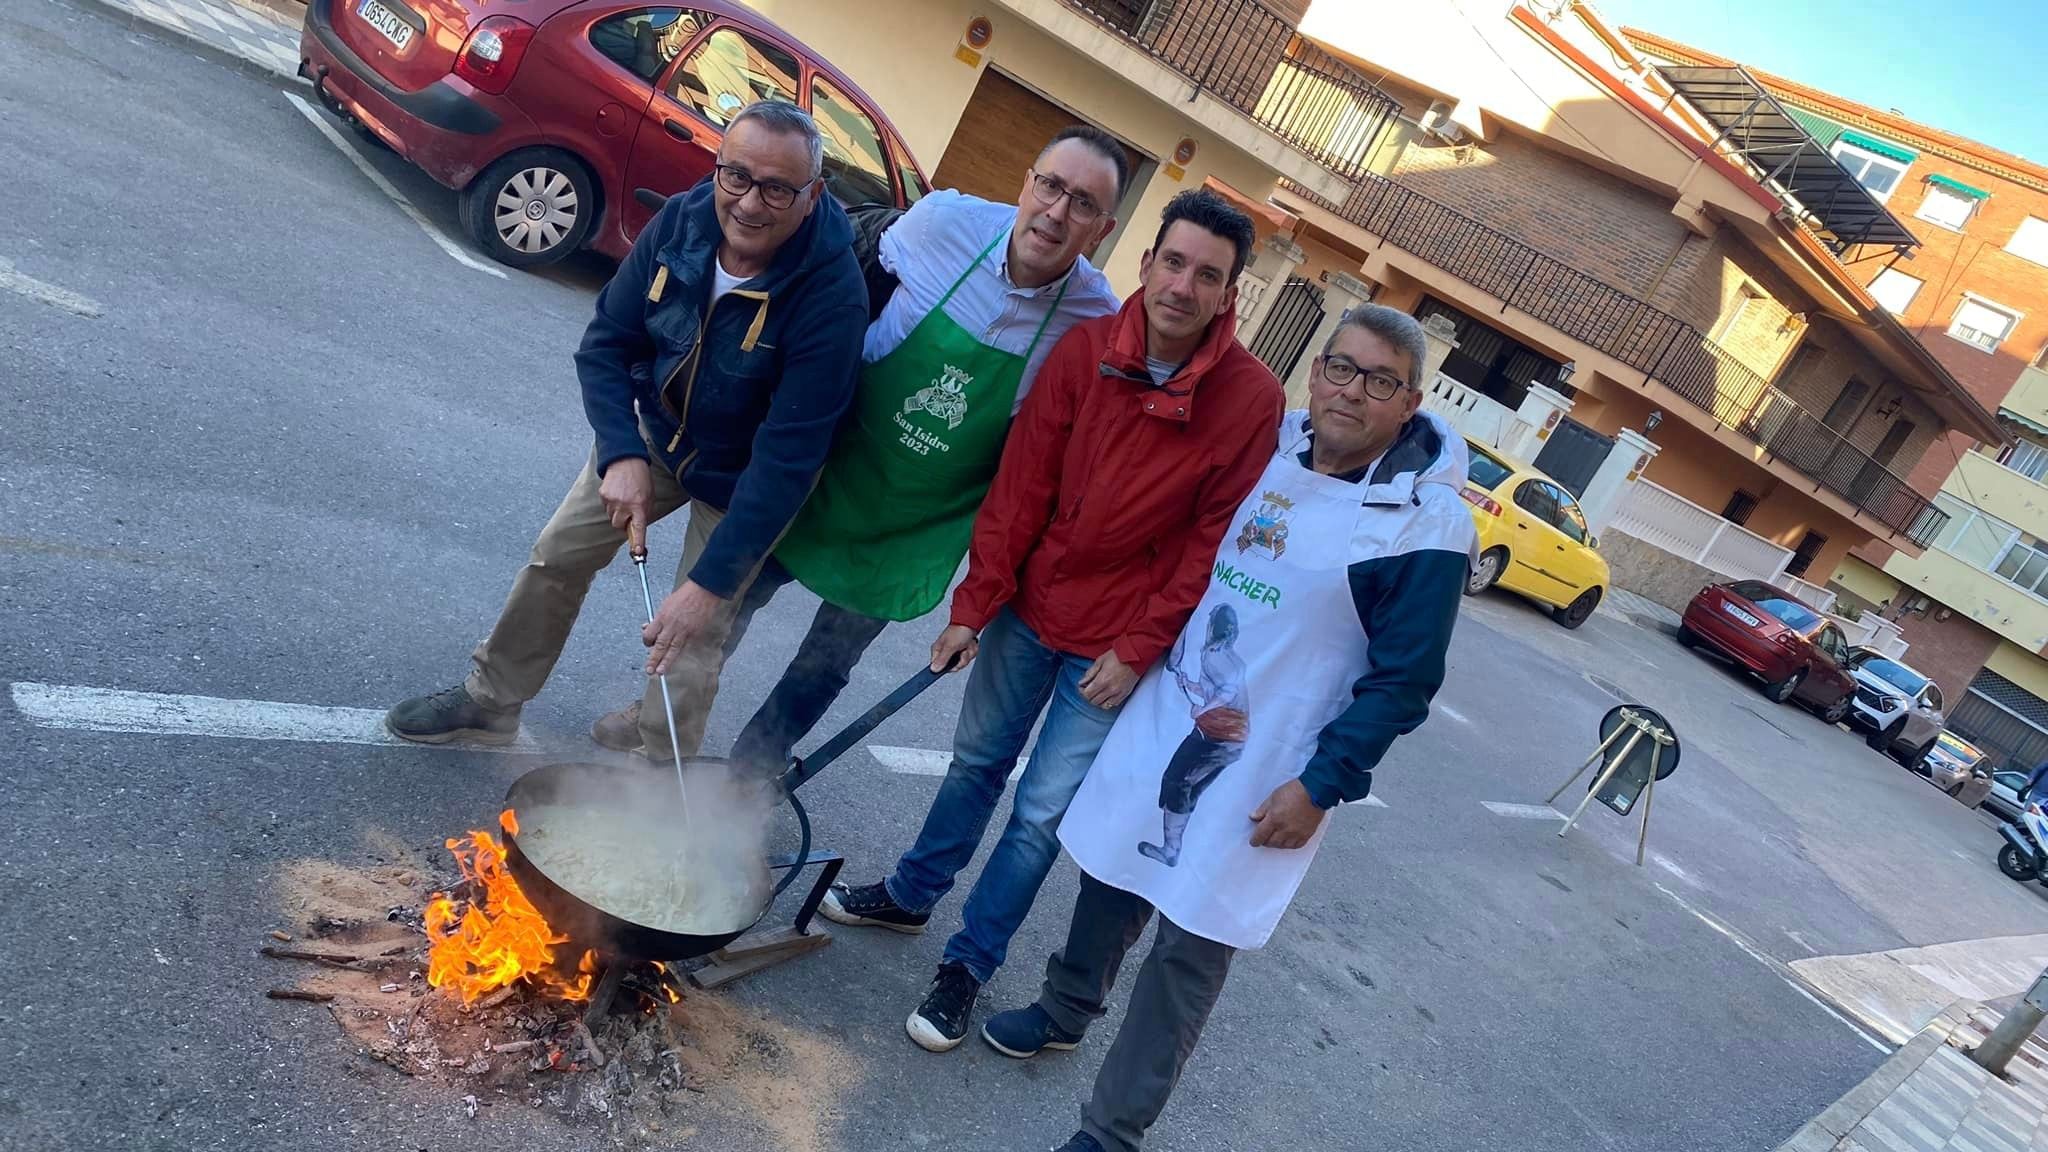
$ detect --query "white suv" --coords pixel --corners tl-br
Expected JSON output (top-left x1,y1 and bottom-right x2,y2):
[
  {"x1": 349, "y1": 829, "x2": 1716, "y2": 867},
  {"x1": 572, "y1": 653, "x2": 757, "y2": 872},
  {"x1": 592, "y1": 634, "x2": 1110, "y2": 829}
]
[{"x1": 1848, "y1": 651, "x2": 1946, "y2": 762}]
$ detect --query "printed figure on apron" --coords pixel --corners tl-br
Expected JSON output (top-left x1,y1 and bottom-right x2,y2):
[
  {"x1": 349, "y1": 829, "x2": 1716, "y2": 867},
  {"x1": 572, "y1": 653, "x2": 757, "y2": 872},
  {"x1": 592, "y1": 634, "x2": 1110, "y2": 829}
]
[
  {"x1": 981, "y1": 306, "x2": 1476, "y2": 1152},
  {"x1": 1138, "y1": 604, "x2": 1250, "y2": 867},
  {"x1": 904, "y1": 364, "x2": 974, "y2": 431}
]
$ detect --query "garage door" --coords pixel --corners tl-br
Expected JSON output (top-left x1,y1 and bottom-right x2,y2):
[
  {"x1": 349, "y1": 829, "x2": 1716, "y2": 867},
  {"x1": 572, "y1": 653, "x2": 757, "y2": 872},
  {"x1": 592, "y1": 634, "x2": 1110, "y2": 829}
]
[{"x1": 931, "y1": 69, "x2": 1141, "y2": 206}]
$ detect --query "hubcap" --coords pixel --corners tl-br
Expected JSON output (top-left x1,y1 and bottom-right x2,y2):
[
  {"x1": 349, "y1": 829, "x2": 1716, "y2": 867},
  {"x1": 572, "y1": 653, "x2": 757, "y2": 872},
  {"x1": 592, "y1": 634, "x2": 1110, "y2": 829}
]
[
  {"x1": 495, "y1": 167, "x2": 579, "y2": 254},
  {"x1": 1470, "y1": 554, "x2": 1499, "y2": 592}
]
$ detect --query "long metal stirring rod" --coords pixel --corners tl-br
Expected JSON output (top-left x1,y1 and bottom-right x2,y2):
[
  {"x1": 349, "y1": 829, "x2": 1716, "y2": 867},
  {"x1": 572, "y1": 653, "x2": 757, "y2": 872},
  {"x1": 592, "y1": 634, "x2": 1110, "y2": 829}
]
[{"x1": 630, "y1": 537, "x2": 694, "y2": 820}]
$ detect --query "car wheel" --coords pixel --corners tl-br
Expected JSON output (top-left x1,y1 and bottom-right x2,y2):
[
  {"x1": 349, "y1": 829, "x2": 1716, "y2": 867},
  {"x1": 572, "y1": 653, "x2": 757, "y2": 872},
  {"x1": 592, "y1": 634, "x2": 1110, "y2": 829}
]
[
  {"x1": 1763, "y1": 667, "x2": 1805, "y2": 704},
  {"x1": 2000, "y1": 843, "x2": 2039, "y2": 882},
  {"x1": 463, "y1": 149, "x2": 596, "y2": 268},
  {"x1": 1464, "y1": 548, "x2": 1506, "y2": 597},
  {"x1": 1675, "y1": 624, "x2": 1697, "y2": 648},
  {"x1": 1554, "y1": 587, "x2": 1600, "y2": 630},
  {"x1": 1946, "y1": 780, "x2": 1965, "y2": 798},
  {"x1": 1820, "y1": 694, "x2": 1852, "y2": 725},
  {"x1": 1868, "y1": 718, "x2": 1904, "y2": 754}
]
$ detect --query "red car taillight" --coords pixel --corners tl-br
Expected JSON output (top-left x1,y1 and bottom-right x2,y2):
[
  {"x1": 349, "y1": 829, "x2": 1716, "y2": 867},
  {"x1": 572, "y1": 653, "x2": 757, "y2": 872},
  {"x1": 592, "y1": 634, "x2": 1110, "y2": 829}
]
[
  {"x1": 453, "y1": 16, "x2": 534, "y2": 95},
  {"x1": 1460, "y1": 486, "x2": 1503, "y2": 516}
]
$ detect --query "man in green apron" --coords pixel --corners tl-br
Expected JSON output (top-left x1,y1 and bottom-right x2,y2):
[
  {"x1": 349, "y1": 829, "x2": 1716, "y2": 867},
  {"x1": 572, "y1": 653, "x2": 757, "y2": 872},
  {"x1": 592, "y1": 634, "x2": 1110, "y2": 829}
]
[{"x1": 590, "y1": 126, "x2": 1128, "y2": 767}]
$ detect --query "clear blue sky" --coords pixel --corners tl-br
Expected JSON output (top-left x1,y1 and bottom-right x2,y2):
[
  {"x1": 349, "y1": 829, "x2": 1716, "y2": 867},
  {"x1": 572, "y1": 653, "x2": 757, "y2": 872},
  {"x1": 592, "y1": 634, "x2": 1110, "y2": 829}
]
[{"x1": 1593, "y1": 0, "x2": 2048, "y2": 162}]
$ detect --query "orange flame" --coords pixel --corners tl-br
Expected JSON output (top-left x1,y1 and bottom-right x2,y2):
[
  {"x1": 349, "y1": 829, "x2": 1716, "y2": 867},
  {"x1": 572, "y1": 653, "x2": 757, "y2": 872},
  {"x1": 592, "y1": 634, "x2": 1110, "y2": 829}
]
[{"x1": 423, "y1": 810, "x2": 594, "y2": 1003}]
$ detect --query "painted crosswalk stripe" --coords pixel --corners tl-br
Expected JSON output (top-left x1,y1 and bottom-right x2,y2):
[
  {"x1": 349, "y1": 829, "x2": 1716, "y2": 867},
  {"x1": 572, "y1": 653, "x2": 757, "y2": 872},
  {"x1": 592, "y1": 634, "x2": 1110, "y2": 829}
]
[
  {"x1": 0, "y1": 258, "x2": 103, "y2": 318},
  {"x1": 8, "y1": 682, "x2": 537, "y2": 752},
  {"x1": 1482, "y1": 801, "x2": 1562, "y2": 820},
  {"x1": 1345, "y1": 795, "x2": 1390, "y2": 808}
]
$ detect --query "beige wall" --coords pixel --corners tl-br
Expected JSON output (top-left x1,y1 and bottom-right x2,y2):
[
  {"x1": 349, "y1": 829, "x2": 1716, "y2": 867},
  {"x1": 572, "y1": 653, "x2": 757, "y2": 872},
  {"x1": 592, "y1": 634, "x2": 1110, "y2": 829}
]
[
  {"x1": 747, "y1": 0, "x2": 1293, "y2": 292},
  {"x1": 1989, "y1": 641, "x2": 2048, "y2": 700},
  {"x1": 1834, "y1": 555, "x2": 1905, "y2": 606}
]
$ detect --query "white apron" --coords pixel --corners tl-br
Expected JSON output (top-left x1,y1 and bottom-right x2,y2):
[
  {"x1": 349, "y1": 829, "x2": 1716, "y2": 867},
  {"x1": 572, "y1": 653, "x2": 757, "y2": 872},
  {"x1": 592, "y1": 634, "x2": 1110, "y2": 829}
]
[{"x1": 1059, "y1": 443, "x2": 1374, "y2": 950}]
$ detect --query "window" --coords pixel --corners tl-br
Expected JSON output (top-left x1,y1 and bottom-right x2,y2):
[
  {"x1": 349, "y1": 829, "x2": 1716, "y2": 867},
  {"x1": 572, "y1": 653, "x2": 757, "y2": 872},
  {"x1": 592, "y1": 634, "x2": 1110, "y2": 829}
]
[
  {"x1": 1816, "y1": 625, "x2": 1847, "y2": 663},
  {"x1": 1713, "y1": 282, "x2": 1763, "y2": 342},
  {"x1": 1862, "y1": 658, "x2": 1929, "y2": 697},
  {"x1": 1948, "y1": 295, "x2": 2022, "y2": 353},
  {"x1": 1868, "y1": 267, "x2": 1922, "y2": 315},
  {"x1": 2003, "y1": 439, "x2": 2048, "y2": 482},
  {"x1": 1831, "y1": 140, "x2": 1909, "y2": 201},
  {"x1": 669, "y1": 25, "x2": 801, "y2": 127},
  {"x1": 1925, "y1": 684, "x2": 1945, "y2": 712},
  {"x1": 1927, "y1": 491, "x2": 2018, "y2": 569},
  {"x1": 1728, "y1": 580, "x2": 1822, "y2": 631},
  {"x1": 1468, "y1": 446, "x2": 1515, "y2": 491},
  {"x1": 809, "y1": 77, "x2": 893, "y2": 208},
  {"x1": 589, "y1": 8, "x2": 706, "y2": 82},
  {"x1": 2008, "y1": 217, "x2": 2048, "y2": 268},
  {"x1": 1513, "y1": 479, "x2": 1559, "y2": 523},
  {"x1": 1821, "y1": 378, "x2": 1870, "y2": 431},
  {"x1": 2035, "y1": 344, "x2": 2048, "y2": 371},
  {"x1": 1548, "y1": 485, "x2": 1590, "y2": 544},
  {"x1": 1916, "y1": 183, "x2": 1979, "y2": 231},
  {"x1": 1994, "y1": 534, "x2": 2048, "y2": 595},
  {"x1": 891, "y1": 137, "x2": 927, "y2": 206},
  {"x1": 1721, "y1": 489, "x2": 1760, "y2": 526},
  {"x1": 1785, "y1": 531, "x2": 1827, "y2": 579}
]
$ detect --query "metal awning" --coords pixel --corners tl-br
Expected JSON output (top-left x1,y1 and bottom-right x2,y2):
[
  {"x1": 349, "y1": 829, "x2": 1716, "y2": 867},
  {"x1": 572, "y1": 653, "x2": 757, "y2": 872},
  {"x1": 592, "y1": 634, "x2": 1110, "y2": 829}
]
[
  {"x1": 1658, "y1": 65, "x2": 1920, "y2": 253},
  {"x1": 2001, "y1": 406, "x2": 2048, "y2": 437}
]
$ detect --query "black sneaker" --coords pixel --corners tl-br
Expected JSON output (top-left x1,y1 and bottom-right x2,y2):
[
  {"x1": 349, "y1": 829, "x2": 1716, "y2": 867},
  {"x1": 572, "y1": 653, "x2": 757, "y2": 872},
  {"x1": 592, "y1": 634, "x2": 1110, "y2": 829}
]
[
  {"x1": 981, "y1": 1003, "x2": 1082, "y2": 1059},
  {"x1": 906, "y1": 961, "x2": 980, "y2": 1052},
  {"x1": 385, "y1": 685, "x2": 519, "y2": 745},
  {"x1": 1051, "y1": 1133, "x2": 1105, "y2": 1152},
  {"x1": 818, "y1": 881, "x2": 928, "y2": 934}
]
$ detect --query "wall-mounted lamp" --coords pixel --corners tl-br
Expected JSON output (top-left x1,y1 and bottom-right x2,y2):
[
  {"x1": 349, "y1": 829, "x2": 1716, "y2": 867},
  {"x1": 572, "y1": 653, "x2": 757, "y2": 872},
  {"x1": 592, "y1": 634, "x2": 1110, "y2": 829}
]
[
  {"x1": 1557, "y1": 361, "x2": 1576, "y2": 387},
  {"x1": 1645, "y1": 410, "x2": 1664, "y2": 433}
]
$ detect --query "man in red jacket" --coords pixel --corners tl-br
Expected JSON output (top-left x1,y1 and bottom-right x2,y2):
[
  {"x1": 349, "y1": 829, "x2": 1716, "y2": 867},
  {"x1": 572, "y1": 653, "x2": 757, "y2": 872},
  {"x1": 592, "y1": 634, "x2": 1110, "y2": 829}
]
[{"x1": 819, "y1": 188, "x2": 1283, "y2": 1053}]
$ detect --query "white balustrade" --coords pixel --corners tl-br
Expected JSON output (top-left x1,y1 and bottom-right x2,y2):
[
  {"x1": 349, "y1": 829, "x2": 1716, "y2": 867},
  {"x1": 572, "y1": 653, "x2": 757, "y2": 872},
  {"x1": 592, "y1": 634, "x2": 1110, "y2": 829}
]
[
  {"x1": 1608, "y1": 480, "x2": 1796, "y2": 584},
  {"x1": 1773, "y1": 574, "x2": 1838, "y2": 614},
  {"x1": 1423, "y1": 373, "x2": 1516, "y2": 450}
]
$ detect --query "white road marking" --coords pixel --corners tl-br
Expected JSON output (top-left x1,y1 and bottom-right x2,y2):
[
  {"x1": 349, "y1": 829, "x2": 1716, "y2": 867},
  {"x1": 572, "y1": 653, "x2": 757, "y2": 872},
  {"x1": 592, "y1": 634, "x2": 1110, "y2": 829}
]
[
  {"x1": 9, "y1": 682, "x2": 537, "y2": 752},
  {"x1": 0, "y1": 257, "x2": 103, "y2": 318},
  {"x1": 1785, "y1": 929, "x2": 1819, "y2": 956},
  {"x1": 1653, "y1": 881, "x2": 1889, "y2": 1054},
  {"x1": 1482, "y1": 801, "x2": 1562, "y2": 821},
  {"x1": 1344, "y1": 795, "x2": 1390, "y2": 808},
  {"x1": 283, "y1": 92, "x2": 508, "y2": 279},
  {"x1": 1436, "y1": 703, "x2": 1471, "y2": 725},
  {"x1": 1651, "y1": 853, "x2": 1698, "y2": 886},
  {"x1": 866, "y1": 744, "x2": 951, "y2": 776}
]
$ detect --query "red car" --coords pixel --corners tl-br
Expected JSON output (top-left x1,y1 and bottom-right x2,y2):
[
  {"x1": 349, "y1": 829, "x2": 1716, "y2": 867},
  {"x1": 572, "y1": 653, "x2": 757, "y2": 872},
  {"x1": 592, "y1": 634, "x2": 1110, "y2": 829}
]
[
  {"x1": 1678, "y1": 579, "x2": 1856, "y2": 722},
  {"x1": 300, "y1": 0, "x2": 927, "y2": 266}
]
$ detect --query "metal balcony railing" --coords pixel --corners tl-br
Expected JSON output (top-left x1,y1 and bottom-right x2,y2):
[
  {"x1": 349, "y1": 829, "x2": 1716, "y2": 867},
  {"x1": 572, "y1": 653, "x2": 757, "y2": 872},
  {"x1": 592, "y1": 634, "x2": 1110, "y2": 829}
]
[
  {"x1": 1058, "y1": 1, "x2": 1399, "y2": 179},
  {"x1": 1297, "y1": 172, "x2": 1946, "y2": 544}
]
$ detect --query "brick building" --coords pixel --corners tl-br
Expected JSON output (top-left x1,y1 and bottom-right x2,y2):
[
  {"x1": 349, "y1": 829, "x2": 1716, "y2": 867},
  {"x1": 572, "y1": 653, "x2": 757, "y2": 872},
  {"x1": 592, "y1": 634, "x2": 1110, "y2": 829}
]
[{"x1": 1625, "y1": 28, "x2": 2048, "y2": 769}]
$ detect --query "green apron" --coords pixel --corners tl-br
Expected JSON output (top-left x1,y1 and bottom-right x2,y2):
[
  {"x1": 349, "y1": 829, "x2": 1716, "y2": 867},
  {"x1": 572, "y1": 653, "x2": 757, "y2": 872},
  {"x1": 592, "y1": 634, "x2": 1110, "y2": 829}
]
[{"x1": 776, "y1": 231, "x2": 1067, "y2": 620}]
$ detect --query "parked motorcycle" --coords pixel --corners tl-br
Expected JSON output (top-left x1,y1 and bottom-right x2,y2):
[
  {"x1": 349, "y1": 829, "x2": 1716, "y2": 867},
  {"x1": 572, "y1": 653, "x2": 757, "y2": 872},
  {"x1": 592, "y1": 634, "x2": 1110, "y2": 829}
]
[{"x1": 1996, "y1": 799, "x2": 2048, "y2": 883}]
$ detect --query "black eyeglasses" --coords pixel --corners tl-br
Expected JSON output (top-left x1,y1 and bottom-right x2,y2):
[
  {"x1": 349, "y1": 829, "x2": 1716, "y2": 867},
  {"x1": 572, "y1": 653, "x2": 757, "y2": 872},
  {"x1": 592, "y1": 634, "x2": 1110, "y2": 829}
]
[
  {"x1": 1027, "y1": 170, "x2": 1106, "y2": 223},
  {"x1": 1317, "y1": 355, "x2": 1408, "y2": 400},
  {"x1": 714, "y1": 163, "x2": 808, "y2": 210}
]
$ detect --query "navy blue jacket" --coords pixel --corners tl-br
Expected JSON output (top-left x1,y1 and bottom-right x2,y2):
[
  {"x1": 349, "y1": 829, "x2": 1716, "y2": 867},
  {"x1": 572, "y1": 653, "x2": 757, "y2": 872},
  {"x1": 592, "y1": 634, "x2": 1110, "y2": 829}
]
[{"x1": 574, "y1": 178, "x2": 865, "y2": 598}]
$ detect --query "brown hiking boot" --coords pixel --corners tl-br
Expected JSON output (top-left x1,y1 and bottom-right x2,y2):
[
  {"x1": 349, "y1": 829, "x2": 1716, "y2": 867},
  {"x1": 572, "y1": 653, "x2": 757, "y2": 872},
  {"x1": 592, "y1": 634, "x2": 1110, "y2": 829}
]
[{"x1": 591, "y1": 701, "x2": 642, "y2": 752}]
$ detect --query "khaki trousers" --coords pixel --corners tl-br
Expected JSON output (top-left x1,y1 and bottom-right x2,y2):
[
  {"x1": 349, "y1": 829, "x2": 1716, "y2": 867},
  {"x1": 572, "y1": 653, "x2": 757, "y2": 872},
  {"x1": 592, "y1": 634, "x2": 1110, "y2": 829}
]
[{"x1": 464, "y1": 443, "x2": 762, "y2": 758}]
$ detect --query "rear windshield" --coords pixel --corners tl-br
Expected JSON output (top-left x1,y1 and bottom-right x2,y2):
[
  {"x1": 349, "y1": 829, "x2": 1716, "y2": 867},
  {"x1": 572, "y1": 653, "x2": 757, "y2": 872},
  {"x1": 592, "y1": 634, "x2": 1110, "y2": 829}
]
[
  {"x1": 1467, "y1": 445, "x2": 1513, "y2": 491},
  {"x1": 1934, "y1": 731, "x2": 1983, "y2": 762},
  {"x1": 1727, "y1": 581, "x2": 1820, "y2": 632},
  {"x1": 1861, "y1": 658, "x2": 1928, "y2": 696}
]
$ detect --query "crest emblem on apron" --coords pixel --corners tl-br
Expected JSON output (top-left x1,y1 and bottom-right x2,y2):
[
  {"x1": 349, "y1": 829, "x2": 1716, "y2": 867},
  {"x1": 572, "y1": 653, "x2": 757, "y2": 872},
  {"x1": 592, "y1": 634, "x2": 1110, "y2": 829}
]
[
  {"x1": 1234, "y1": 490, "x2": 1294, "y2": 558},
  {"x1": 904, "y1": 364, "x2": 973, "y2": 430}
]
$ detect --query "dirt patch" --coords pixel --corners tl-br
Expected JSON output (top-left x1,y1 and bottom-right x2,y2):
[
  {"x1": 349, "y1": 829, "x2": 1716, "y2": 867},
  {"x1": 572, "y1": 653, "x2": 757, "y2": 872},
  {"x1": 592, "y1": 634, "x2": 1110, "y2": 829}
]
[{"x1": 263, "y1": 852, "x2": 856, "y2": 1150}]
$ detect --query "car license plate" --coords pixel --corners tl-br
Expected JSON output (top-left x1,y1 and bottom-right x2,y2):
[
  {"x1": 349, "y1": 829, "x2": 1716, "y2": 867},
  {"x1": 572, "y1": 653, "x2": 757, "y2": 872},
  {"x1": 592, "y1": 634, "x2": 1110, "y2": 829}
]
[
  {"x1": 1721, "y1": 603, "x2": 1761, "y2": 627},
  {"x1": 356, "y1": 0, "x2": 413, "y2": 50}
]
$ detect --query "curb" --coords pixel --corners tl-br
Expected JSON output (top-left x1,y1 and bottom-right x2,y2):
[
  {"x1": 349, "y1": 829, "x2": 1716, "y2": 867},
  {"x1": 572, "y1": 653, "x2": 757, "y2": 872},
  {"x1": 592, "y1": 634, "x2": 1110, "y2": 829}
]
[
  {"x1": 66, "y1": 0, "x2": 305, "y2": 85},
  {"x1": 1774, "y1": 1000, "x2": 1975, "y2": 1152}
]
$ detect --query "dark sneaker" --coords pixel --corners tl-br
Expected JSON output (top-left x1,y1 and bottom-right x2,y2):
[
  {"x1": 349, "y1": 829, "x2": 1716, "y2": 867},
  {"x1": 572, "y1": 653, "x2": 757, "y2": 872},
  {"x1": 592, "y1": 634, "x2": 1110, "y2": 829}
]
[
  {"x1": 1051, "y1": 1133, "x2": 1105, "y2": 1152},
  {"x1": 819, "y1": 881, "x2": 928, "y2": 934},
  {"x1": 591, "y1": 701, "x2": 641, "y2": 752},
  {"x1": 981, "y1": 1003, "x2": 1082, "y2": 1059},
  {"x1": 385, "y1": 685, "x2": 518, "y2": 745},
  {"x1": 906, "y1": 961, "x2": 980, "y2": 1052}
]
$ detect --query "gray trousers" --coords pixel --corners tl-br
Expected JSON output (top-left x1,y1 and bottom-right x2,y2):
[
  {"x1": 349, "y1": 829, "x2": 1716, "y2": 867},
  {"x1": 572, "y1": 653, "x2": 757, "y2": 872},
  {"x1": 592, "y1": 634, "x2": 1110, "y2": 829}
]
[{"x1": 1038, "y1": 871, "x2": 1236, "y2": 1152}]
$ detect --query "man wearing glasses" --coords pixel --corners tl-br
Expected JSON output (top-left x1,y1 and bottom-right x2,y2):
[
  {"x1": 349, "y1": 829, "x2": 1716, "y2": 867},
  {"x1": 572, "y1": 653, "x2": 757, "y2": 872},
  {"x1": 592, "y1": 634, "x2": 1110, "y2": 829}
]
[
  {"x1": 588, "y1": 126, "x2": 1128, "y2": 773},
  {"x1": 384, "y1": 102, "x2": 866, "y2": 758},
  {"x1": 818, "y1": 188, "x2": 1284, "y2": 1056},
  {"x1": 987, "y1": 305, "x2": 1474, "y2": 1152}
]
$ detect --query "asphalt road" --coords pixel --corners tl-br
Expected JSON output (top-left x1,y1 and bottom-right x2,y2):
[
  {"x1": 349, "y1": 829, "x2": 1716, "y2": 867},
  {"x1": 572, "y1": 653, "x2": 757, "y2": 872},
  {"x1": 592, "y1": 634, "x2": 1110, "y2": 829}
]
[{"x1": 5, "y1": 2, "x2": 2047, "y2": 1149}]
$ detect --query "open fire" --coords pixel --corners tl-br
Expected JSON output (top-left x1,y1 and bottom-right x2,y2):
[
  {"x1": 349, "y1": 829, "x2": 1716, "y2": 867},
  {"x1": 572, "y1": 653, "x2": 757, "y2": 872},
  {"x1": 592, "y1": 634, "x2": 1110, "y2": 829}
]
[{"x1": 423, "y1": 809, "x2": 596, "y2": 1003}]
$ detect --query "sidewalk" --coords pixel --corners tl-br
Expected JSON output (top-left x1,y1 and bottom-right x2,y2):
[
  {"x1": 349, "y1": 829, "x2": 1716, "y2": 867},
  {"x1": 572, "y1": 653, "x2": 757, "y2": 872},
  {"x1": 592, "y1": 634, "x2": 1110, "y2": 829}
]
[
  {"x1": 1598, "y1": 583, "x2": 1683, "y2": 634},
  {"x1": 1781, "y1": 1004, "x2": 2048, "y2": 1152},
  {"x1": 79, "y1": 0, "x2": 300, "y2": 80}
]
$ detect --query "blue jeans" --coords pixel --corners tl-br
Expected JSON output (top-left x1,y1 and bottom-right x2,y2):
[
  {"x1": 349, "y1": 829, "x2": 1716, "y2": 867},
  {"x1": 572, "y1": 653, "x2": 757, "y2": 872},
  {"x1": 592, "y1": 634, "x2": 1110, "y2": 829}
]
[{"x1": 885, "y1": 608, "x2": 1122, "y2": 984}]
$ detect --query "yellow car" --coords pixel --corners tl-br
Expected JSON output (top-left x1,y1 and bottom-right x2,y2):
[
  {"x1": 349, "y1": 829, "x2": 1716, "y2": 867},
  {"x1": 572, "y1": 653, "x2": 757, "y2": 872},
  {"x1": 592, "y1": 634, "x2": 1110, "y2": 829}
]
[{"x1": 1460, "y1": 438, "x2": 1610, "y2": 629}]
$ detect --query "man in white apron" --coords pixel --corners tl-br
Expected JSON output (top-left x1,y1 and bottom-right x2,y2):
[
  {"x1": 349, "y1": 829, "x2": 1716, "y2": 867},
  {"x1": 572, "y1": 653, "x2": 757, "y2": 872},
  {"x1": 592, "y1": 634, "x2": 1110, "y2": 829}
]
[{"x1": 977, "y1": 305, "x2": 1476, "y2": 1152}]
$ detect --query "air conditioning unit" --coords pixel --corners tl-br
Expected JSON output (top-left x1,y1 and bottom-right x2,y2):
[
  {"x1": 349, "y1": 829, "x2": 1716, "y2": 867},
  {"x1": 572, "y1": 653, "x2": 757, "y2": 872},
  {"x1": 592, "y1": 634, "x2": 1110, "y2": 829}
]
[{"x1": 1418, "y1": 101, "x2": 1467, "y2": 145}]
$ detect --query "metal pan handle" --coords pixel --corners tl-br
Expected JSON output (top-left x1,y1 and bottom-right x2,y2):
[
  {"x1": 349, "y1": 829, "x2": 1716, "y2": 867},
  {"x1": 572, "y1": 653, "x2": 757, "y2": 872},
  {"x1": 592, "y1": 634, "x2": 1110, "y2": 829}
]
[{"x1": 779, "y1": 666, "x2": 944, "y2": 795}]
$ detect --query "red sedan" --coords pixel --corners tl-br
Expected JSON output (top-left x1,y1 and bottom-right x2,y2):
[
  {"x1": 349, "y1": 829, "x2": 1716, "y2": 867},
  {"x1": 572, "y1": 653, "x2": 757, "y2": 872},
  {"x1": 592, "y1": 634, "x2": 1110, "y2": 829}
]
[
  {"x1": 1678, "y1": 580, "x2": 1856, "y2": 722},
  {"x1": 300, "y1": 0, "x2": 927, "y2": 266}
]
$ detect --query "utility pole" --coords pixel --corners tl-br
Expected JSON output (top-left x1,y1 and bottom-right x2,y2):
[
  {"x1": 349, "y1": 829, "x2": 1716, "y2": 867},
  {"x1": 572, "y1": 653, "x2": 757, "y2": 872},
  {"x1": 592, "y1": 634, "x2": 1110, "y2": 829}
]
[{"x1": 1970, "y1": 967, "x2": 2048, "y2": 1075}]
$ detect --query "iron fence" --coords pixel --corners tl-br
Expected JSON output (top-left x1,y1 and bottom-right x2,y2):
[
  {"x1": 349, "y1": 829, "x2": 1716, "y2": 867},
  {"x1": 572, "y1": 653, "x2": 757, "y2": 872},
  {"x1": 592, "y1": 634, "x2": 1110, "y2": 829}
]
[{"x1": 1058, "y1": 1, "x2": 1398, "y2": 179}]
